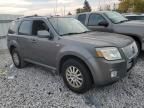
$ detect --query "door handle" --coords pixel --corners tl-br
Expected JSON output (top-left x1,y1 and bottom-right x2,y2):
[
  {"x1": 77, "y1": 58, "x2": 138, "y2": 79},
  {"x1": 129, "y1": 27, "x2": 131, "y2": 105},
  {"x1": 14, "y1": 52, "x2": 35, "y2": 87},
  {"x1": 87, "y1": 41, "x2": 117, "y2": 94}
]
[{"x1": 31, "y1": 38, "x2": 37, "y2": 43}]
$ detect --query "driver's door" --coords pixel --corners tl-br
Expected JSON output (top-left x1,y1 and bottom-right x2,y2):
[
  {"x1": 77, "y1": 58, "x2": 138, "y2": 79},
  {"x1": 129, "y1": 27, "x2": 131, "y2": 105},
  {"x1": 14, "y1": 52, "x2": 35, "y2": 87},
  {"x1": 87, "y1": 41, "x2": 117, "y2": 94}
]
[
  {"x1": 30, "y1": 20, "x2": 59, "y2": 67},
  {"x1": 87, "y1": 13, "x2": 111, "y2": 32}
]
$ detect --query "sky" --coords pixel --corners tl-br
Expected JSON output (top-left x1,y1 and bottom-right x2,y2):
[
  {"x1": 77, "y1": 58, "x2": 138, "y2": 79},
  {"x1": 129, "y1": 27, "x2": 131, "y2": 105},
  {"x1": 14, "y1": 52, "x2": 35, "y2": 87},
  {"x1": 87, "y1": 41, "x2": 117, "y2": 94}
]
[{"x1": 0, "y1": 0, "x2": 119, "y2": 16}]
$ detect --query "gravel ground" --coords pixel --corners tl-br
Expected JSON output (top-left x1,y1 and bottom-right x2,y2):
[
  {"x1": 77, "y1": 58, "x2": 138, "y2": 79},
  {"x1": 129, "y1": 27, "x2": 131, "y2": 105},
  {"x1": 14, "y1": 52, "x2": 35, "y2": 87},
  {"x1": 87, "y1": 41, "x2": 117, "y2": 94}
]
[
  {"x1": 0, "y1": 52, "x2": 144, "y2": 108},
  {"x1": 0, "y1": 38, "x2": 7, "y2": 50}
]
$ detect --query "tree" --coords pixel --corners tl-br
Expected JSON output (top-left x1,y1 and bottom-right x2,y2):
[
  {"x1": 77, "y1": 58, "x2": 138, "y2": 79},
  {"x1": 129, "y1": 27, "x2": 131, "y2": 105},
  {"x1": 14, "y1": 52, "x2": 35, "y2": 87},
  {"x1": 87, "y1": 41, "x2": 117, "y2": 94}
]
[
  {"x1": 76, "y1": 0, "x2": 92, "y2": 14},
  {"x1": 67, "y1": 12, "x2": 72, "y2": 15},
  {"x1": 118, "y1": 0, "x2": 144, "y2": 13},
  {"x1": 98, "y1": 6, "x2": 103, "y2": 11},
  {"x1": 113, "y1": 3, "x2": 117, "y2": 11},
  {"x1": 76, "y1": 8, "x2": 83, "y2": 14},
  {"x1": 104, "y1": 5, "x2": 111, "y2": 11},
  {"x1": 83, "y1": 0, "x2": 92, "y2": 12},
  {"x1": 118, "y1": 0, "x2": 130, "y2": 13},
  {"x1": 133, "y1": 0, "x2": 144, "y2": 13}
]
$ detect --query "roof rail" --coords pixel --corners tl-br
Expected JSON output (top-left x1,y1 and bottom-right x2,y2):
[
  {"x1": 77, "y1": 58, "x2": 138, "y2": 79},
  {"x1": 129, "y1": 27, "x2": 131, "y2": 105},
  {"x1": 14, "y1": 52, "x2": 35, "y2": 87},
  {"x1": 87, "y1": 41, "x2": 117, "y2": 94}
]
[
  {"x1": 24, "y1": 14, "x2": 39, "y2": 18},
  {"x1": 17, "y1": 14, "x2": 40, "y2": 19}
]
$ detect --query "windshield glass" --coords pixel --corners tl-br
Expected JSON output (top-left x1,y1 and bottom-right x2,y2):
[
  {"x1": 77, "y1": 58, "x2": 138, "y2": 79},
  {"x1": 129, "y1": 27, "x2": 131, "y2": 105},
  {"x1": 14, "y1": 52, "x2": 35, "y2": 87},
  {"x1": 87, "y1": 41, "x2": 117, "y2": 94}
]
[
  {"x1": 104, "y1": 11, "x2": 128, "y2": 24},
  {"x1": 49, "y1": 18, "x2": 89, "y2": 36}
]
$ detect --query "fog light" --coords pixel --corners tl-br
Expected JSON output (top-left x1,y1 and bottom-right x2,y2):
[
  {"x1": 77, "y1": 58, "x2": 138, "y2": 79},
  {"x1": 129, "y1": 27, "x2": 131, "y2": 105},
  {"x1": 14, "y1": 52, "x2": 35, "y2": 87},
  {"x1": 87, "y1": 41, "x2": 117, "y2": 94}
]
[{"x1": 111, "y1": 71, "x2": 118, "y2": 78}]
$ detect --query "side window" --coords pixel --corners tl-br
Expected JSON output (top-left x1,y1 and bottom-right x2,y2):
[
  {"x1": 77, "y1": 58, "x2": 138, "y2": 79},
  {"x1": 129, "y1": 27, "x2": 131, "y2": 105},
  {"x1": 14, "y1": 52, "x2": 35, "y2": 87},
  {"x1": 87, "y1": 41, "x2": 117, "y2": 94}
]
[
  {"x1": 18, "y1": 21, "x2": 32, "y2": 35},
  {"x1": 77, "y1": 14, "x2": 86, "y2": 24},
  {"x1": 126, "y1": 16, "x2": 136, "y2": 20},
  {"x1": 32, "y1": 20, "x2": 49, "y2": 36},
  {"x1": 8, "y1": 21, "x2": 18, "y2": 34},
  {"x1": 88, "y1": 13, "x2": 106, "y2": 26}
]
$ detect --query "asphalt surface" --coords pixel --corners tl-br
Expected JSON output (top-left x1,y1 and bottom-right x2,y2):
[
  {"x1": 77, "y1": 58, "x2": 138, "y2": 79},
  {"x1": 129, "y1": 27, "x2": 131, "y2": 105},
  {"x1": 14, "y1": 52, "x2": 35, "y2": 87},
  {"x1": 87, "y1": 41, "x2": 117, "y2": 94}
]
[{"x1": 0, "y1": 50, "x2": 144, "y2": 108}]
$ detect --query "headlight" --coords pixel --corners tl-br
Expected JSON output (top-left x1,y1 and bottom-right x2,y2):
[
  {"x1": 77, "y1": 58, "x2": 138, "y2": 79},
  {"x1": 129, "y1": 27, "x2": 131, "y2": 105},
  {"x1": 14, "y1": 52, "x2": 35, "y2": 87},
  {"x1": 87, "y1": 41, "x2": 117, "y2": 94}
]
[{"x1": 96, "y1": 47, "x2": 122, "y2": 60}]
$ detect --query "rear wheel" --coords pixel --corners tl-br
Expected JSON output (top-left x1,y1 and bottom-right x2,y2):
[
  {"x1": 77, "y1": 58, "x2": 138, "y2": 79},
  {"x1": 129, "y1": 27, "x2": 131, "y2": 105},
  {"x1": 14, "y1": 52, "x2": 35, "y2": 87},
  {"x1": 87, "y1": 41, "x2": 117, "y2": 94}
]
[
  {"x1": 61, "y1": 59, "x2": 92, "y2": 93},
  {"x1": 11, "y1": 48, "x2": 26, "y2": 68}
]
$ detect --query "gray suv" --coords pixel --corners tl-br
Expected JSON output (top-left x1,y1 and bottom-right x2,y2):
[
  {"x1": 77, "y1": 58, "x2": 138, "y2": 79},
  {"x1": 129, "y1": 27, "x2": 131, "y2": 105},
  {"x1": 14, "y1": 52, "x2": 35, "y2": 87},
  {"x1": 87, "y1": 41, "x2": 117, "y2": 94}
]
[
  {"x1": 7, "y1": 16, "x2": 138, "y2": 93},
  {"x1": 76, "y1": 11, "x2": 144, "y2": 52}
]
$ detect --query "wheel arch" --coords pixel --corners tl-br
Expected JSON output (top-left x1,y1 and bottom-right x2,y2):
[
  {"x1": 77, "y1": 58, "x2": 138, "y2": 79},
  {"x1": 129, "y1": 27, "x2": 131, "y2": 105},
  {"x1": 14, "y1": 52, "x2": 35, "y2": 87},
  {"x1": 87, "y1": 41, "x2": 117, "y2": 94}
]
[
  {"x1": 126, "y1": 34, "x2": 142, "y2": 50},
  {"x1": 58, "y1": 55, "x2": 94, "y2": 84},
  {"x1": 8, "y1": 40, "x2": 20, "y2": 54}
]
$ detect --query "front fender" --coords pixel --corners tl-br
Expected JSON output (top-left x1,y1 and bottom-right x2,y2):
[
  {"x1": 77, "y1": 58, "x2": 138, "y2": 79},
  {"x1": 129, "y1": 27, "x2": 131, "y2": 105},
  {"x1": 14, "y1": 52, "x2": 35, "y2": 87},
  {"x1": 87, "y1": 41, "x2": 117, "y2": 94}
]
[
  {"x1": 56, "y1": 46, "x2": 100, "y2": 83},
  {"x1": 56, "y1": 46, "x2": 93, "y2": 71}
]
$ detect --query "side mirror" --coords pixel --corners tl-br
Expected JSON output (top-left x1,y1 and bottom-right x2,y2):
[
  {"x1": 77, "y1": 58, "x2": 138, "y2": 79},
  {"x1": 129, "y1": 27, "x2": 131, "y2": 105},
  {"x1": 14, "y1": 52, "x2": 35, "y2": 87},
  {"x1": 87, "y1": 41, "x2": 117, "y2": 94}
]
[
  {"x1": 37, "y1": 30, "x2": 51, "y2": 38},
  {"x1": 98, "y1": 21, "x2": 109, "y2": 27}
]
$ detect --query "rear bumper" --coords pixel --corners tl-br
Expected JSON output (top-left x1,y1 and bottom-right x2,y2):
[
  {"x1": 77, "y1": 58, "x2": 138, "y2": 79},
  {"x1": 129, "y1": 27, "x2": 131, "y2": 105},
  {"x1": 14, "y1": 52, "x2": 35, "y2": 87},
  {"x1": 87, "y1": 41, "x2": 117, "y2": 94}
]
[{"x1": 89, "y1": 56, "x2": 137, "y2": 86}]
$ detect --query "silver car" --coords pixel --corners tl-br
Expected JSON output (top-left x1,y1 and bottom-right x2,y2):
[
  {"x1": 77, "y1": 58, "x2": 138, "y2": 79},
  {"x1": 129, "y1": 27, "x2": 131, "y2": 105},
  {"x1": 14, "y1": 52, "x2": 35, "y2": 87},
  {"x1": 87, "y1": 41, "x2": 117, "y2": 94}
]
[{"x1": 76, "y1": 11, "x2": 144, "y2": 53}]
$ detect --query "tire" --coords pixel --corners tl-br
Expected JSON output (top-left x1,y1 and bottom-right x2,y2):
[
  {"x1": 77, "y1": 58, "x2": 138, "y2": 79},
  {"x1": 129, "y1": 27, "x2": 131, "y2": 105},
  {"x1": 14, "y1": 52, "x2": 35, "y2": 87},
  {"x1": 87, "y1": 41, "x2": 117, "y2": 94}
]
[
  {"x1": 11, "y1": 48, "x2": 26, "y2": 68},
  {"x1": 135, "y1": 41, "x2": 141, "y2": 56},
  {"x1": 61, "y1": 59, "x2": 93, "y2": 93}
]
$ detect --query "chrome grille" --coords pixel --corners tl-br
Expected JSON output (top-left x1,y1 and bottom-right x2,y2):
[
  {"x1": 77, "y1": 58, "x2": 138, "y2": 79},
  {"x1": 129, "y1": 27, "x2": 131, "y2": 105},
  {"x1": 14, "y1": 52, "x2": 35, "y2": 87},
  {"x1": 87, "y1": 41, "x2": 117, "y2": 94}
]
[{"x1": 122, "y1": 42, "x2": 138, "y2": 59}]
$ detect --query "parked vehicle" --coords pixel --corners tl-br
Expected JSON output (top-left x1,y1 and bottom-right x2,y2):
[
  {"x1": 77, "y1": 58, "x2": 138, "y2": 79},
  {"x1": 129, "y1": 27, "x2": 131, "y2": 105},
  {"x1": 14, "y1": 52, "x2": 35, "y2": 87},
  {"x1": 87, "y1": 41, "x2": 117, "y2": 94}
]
[
  {"x1": 7, "y1": 16, "x2": 138, "y2": 93},
  {"x1": 76, "y1": 11, "x2": 144, "y2": 52},
  {"x1": 124, "y1": 14, "x2": 144, "y2": 21}
]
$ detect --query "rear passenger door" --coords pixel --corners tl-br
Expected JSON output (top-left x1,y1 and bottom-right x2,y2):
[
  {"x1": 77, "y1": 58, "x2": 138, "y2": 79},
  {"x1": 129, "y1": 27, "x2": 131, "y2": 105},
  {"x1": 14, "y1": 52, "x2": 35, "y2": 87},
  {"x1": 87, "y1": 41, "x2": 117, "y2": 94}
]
[{"x1": 87, "y1": 13, "x2": 111, "y2": 32}]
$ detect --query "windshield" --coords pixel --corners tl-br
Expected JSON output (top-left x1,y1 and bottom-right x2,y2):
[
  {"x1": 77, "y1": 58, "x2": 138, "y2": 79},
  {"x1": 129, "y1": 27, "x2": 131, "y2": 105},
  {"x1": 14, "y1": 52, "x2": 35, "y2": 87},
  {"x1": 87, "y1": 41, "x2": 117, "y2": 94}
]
[
  {"x1": 49, "y1": 18, "x2": 89, "y2": 36},
  {"x1": 104, "y1": 11, "x2": 128, "y2": 24}
]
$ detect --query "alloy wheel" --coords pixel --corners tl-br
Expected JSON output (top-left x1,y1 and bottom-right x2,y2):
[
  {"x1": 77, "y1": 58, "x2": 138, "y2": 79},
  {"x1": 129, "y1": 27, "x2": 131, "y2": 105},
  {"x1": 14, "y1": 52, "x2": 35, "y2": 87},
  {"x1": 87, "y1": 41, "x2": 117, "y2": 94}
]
[{"x1": 65, "y1": 66, "x2": 83, "y2": 88}]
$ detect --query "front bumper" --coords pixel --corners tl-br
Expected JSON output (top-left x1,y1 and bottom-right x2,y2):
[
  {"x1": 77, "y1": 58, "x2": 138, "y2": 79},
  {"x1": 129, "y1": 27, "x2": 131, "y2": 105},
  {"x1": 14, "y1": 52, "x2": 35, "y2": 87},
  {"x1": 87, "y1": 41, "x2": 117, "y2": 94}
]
[
  {"x1": 91, "y1": 56, "x2": 137, "y2": 86},
  {"x1": 86, "y1": 42, "x2": 138, "y2": 86}
]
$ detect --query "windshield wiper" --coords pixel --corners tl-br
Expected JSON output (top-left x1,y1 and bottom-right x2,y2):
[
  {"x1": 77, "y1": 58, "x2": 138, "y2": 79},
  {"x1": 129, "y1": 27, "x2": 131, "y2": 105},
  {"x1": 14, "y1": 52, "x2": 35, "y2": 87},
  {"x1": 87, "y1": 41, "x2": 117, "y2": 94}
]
[
  {"x1": 81, "y1": 30, "x2": 91, "y2": 33},
  {"x1": 116, "y1": 20, "x2": 129, "y2": 24},
  {"x1": 60, "y1": 31, "x2": 91, "y2": 36},
  {"x1": 60, "y1": 32, "x2": 81, "y2": 36}
]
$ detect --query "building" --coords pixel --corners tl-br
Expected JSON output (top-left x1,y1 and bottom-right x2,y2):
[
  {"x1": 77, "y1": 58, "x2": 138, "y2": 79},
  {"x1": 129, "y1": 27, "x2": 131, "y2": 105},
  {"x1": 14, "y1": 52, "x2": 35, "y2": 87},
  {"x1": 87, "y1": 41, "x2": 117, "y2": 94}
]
[{"x1": 0, "y1": 14, "x2": 22, "y2": 38}]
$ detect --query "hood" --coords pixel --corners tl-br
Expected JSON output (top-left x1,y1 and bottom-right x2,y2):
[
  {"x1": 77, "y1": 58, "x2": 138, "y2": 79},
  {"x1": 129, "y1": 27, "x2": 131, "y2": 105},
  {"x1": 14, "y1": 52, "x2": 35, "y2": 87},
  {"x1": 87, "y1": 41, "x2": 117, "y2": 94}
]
[
  {"x1": 119, "y1": 20, "x2": 144, "y2": 27},
  {"x1": 62, "y1": 32, "x2": 133, "y2": 48},
  {"x1": 114, "y1": 21, "x2": 144, "y2": 36},
  {"x1": 133, "y1": 20, "x2": 144, "y2": 22}
]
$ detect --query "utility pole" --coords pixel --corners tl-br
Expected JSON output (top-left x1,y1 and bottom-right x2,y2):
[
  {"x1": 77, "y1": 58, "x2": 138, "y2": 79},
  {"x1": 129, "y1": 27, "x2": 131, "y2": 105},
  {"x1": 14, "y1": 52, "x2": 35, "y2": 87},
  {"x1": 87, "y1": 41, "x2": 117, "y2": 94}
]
[
  {"x1": 64, "y1": 5, "x2": 66, "y2": 16},
  {"x1": 98, "y1": 0, "x2": 101, "y2": 10},
  {"x1": 55, "y1": 0, "x2": 58, "y2": 15}
]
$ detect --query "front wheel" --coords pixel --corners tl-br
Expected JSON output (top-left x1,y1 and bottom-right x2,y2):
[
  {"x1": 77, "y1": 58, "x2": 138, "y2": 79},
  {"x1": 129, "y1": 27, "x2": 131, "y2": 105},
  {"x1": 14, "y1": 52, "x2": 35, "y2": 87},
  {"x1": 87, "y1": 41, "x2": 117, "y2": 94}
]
[{"x1": 61, "y1": 59, "x2": 93, "y2": 93}]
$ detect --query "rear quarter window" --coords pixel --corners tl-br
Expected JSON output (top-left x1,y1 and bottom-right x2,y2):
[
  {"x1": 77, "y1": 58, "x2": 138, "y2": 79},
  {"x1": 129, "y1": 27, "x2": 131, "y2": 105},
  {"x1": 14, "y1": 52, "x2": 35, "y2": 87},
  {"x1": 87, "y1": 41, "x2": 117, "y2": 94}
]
[
  {"x1": 18, "y1": 20, "x2": 32, "y2": 35},
  {"x1": 77, "y1": 14, "x2": 86, "y2": 24},
  {"x1": 8, "y1": 21, "x2": 18, "y2": 34}
]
